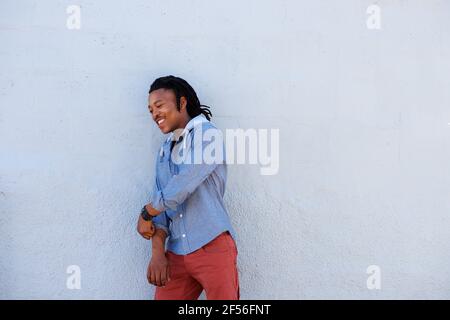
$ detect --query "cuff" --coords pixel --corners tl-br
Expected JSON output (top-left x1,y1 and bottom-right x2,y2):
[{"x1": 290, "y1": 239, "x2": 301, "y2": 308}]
[{"x1": 150, "y1": 189, "x2": 167, "y2": 213}]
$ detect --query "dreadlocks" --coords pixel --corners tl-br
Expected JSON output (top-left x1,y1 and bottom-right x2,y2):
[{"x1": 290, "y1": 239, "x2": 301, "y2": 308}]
[{"x1": 149, "y1": 75, "x2": 212, "y2": 121}]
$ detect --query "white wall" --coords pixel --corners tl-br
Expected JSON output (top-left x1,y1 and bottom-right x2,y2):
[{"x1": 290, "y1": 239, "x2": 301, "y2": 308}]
[{"x1": 1, "y1": 0, "x2": 450, "y2": 299}]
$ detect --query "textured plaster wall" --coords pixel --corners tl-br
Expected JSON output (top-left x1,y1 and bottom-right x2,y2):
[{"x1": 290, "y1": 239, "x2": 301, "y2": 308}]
[{"x1": 1, "y1": 0, "x2": 450, "y2": 299}]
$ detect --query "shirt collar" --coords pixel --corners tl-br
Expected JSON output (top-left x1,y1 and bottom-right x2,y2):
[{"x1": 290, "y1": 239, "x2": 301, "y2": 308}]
[{"x1": 165, "y1": 113, "x2": 209, "y2": 143}]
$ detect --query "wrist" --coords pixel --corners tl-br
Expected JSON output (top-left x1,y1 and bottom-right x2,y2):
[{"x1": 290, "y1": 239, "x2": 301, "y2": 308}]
[
  {"x1": 140, "y1": 206, "x2": 153, "y2": 221},
  {"x1": 152, "y1": 244, "x2": 165, "y2": 255},
  {"x1": 151, "y1": 230, "x2": 166, "y2": 253},
  {"x1": 145, "y1": 204, "x2": 161, "y2": 217}
]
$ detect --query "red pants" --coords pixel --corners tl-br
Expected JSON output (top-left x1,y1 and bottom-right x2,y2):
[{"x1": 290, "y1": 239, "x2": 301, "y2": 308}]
[{"x1": 154, "y1": 231, "x2": 240, "y2": 300}]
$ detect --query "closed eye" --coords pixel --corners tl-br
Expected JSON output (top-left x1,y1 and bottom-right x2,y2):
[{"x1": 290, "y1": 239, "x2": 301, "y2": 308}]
[{"x1": 149, "y1": 102, "x2": 164, "y2": 113}]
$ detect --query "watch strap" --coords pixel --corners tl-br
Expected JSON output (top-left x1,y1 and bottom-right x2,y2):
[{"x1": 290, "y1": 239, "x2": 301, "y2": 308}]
[{"x1": 140, "y1": 206, "x2": 153, "y2": 221}]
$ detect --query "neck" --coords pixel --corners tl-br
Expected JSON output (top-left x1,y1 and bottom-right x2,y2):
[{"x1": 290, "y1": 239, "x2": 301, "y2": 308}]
[{"x1": 172, "y1": 116, "x2": 192, "y2": 139}]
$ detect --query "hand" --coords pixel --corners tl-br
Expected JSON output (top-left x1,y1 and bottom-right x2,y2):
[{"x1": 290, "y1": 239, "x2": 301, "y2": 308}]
[
  {"x1": 137, "y1": 214, "x2": 155, "y2": 240},
  {"x1": 147, "y1": 251, "x2": 170, "y2": 287}
]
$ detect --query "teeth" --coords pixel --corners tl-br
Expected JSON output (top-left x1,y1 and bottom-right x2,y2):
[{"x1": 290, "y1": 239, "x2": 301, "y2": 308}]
[{"x1": 157, "y1": 119, "x2": 165, "y2": 125}]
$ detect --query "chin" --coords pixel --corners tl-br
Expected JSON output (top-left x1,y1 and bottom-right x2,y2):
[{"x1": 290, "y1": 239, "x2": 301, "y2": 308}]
[{"x1": 160, "y1": 126, "x2": 170, "y2": 134}]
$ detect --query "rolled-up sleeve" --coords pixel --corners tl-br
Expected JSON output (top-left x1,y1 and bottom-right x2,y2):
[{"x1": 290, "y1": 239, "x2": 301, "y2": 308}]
[
  {"x1": 152, "y1": 210, "x2": 170, "y2": 236},
  {"x1": 150, "y1": 124, "x2": 224, "y2": 219},
  {"x1": 150, "y1": 161, "x2": 170, "y2": 236}
]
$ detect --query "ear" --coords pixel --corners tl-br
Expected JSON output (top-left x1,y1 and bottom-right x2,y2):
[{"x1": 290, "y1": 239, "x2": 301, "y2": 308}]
[{"x1": 180, "y1": 96, "x2": 187, "y2": 110}]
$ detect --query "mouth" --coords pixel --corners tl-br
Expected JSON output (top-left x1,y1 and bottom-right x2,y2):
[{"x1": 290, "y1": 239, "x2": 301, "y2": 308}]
[{"x1": 156, "y1": 118, "x2": 166, "y2": 127}]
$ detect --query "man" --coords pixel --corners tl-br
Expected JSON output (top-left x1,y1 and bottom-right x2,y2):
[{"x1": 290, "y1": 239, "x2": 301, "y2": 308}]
[{"x1": 137, "y1": 75, "x2": 239, "y2": 300}]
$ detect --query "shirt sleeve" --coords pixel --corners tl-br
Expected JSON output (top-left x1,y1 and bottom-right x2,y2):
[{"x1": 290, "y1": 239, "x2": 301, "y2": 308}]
[
  {"x1": 152, "y1": 210, "x2": 170, "y2": 237},
  {"x1": 150, "y1": 124, "x2": 224, "y2": 219},
  {"x1": 150, "y1": 158, "x2": 170, "y2": 236}
]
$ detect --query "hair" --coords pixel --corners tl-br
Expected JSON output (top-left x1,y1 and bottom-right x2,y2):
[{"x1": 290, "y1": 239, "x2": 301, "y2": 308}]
[{"x1": 149, "y1": 75, "x2": 212, "y2": 121}]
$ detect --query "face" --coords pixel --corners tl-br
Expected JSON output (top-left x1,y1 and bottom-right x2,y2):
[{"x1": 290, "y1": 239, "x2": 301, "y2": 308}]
[{"x1": 148, "y1": 88, "x2": 188, "y2": 134}]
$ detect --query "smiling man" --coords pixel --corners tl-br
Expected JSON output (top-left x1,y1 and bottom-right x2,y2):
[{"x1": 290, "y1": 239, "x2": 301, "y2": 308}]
[{"x1": 137, "y1": 75, "x2": 240, "y2": 300}]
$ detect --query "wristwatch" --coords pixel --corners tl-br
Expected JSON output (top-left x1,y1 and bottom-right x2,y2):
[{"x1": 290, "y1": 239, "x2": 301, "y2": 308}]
[{"x1": 140, "y1": 205, "x2": 153, "y2": 221}]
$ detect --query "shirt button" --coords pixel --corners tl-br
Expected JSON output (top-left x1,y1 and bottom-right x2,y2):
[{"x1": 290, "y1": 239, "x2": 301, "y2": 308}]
[{"x1": 182, "y1": 234, "x2": 186, "y2": 238}]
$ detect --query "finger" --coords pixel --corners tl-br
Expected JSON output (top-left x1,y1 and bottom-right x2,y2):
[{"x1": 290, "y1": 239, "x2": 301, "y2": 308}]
[
  {"x1": 160, "y1": 265, "x2": 168, "y2": 286},
  {"x1": 144, "y1": 232, "x2": 153, "y2": 239},
  {"x1": 150, "y1": 268, "x2": 156, "y2": 286},
  {"x1": 155, "y1": 269, "x2": 162, "y2": 287},
  {"x1": 143, "y1": 225, "x2": 152, "y2": 235},
  {"x1": 147, "y1": 268, "x2": 152, "y2": 284},
  {"x1": 167, "y1": 264, "x2": 171, "y2": 282}
]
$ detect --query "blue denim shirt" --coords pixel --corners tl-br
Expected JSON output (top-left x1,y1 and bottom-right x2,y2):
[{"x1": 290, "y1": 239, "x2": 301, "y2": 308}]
[{"x1": 149, "y1": 114, "x2": 237, "y2": 255}]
